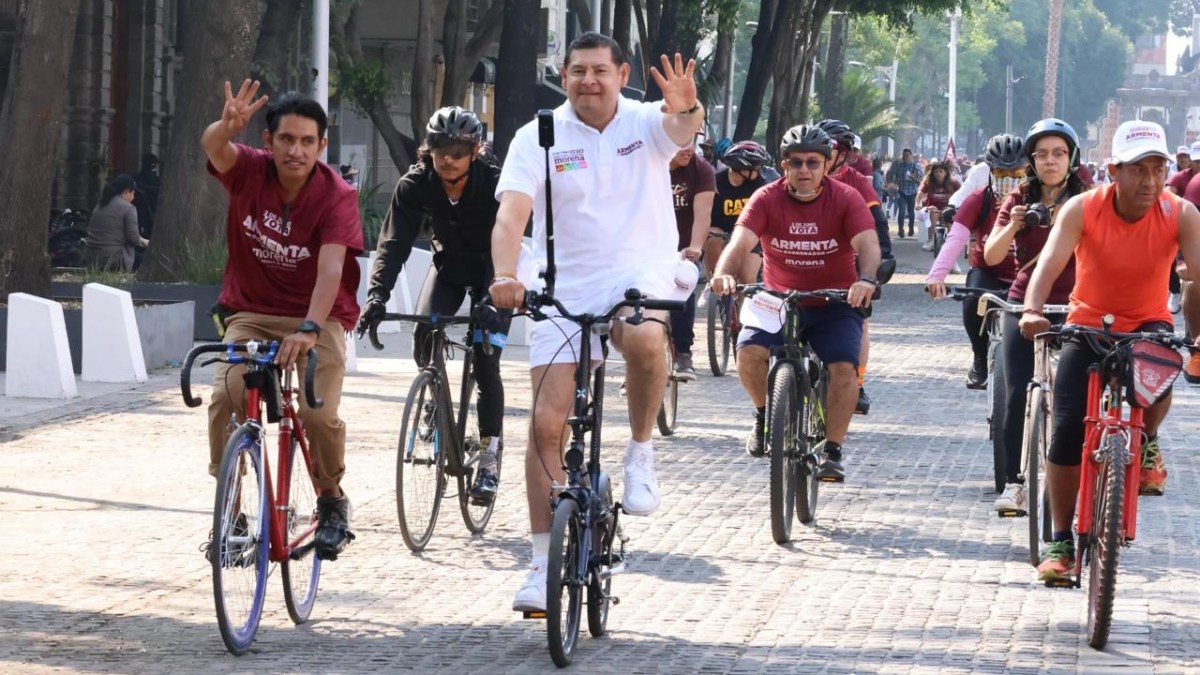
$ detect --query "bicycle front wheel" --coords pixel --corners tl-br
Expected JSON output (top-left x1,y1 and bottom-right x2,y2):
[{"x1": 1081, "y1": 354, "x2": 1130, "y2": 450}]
[
  {"x1": 706, "y1": 291, "x2": 730, "y2": 376},
  {"x1": 988, "y1": 339, "x2": 1007, "y2": 494},
  {"x1": 1086, "y1": 439, "x2": 1126, "y2": 650},
  {"x1": 456, "y1": 372, "x2": 498, "y2": 534},
  {"x1": 546, "y1": 498, "x2": 583, "y2": 667},
  {"x1": 657, "y1": 338, "x2": 679, "y2": 436},
  {"x1": 281, "y1": 435, "x2": 322, "y2": 624},
  {"x1": 212, "y1": 424, "x2": 269, "y2": 655},
  {"x1": 1022, "y1": 386, "x2": 1047, "y2": 567},
  {"x1": 768, "y1": 363, "x2": 800, "y2": 543},
  {"x1": 396, "y1": 370, "x2": 448, "y2": 552}
]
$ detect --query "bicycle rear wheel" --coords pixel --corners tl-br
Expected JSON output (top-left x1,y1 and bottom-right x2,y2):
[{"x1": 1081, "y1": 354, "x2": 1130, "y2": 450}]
[
  {"x1": 706, "y1": 291, "x2": 731, "y2": 376},
  {"x1": 212, "y1": 425, "x2": 269, "y2": 655},
  {"x1": 657, "y1": 337, "x2": 679, "y2": 436},
  {"x1": 281, "y1": 435, "x2": 322, "y2": 624},
  {"x1": 796, "y1": 370, "x2": 823, "y2": 525},
  {"x1": 456, "y1": 372, "x2": 498, "y2": 534},
  {"x1": 396, "y1": 370, "x2": 447, "y2": 552},
  {"x1": 546, "y1": 498, "x2": 583, "y2": 667},
  {"x1": 1022, "y1": 386, "x2": 1047, "y2": 566},
  {"x1": 988, "y1": 339, "x2": 1007, "y2": 493},
  {"x1": 1086, "y1": 438, "x2": 1126, "y2": 650},
  {"x1": 768, "y1": 363, "x2": 800, "y2": 543}
]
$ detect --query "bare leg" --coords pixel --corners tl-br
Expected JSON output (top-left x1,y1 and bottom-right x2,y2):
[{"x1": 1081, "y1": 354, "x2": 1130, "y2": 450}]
[
  {"x1": 737, "y1": 345, "x2": 770, "y2": 407},
  {"x1": 1045, "y1": 461, "x2": 1081, "y2": 535},
  {"x1": 525, "y1": 364, "x2": 575, "y2": 533},
  {"x1": 824, "y1": 362, "x2": 858, "y2": 445},
  {"x1": 612, "y1": 310, "x2": 668, "y2": 442}
]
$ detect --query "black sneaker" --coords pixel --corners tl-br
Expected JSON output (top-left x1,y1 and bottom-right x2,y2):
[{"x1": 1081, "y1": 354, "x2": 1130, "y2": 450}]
[
  {"x1": 469, "y1": 466, "x2": 500, "y2": 505},
  {"x1": 674, "y1": 353, "x2": 698, "y2": 382},
  {"x1": 816, "y1": 446, "x2": 845, "y2": 482},
  {"x1": 315, "y1": 494, "x2": 355, "y2": 561},
  {"x1": 854, "y1": 387, "x2": 871, "y2": 415},
  {"x1": 745, "y1": 412, "x2": 766, "y2": 457},
  {"x1": 966, "y1": 356, "x2": 987, "y2": 390}
]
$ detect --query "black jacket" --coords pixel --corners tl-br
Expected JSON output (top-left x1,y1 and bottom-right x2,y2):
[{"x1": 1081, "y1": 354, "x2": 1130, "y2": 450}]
[{"x1": 368, "y1": 157, "x2": 502, "y2": 301}]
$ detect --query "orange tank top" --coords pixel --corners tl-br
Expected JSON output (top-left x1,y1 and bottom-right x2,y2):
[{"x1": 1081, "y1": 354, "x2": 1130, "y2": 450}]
[{"x1": 1068, "y1": 184, "x2": 1180, "y2": 332}]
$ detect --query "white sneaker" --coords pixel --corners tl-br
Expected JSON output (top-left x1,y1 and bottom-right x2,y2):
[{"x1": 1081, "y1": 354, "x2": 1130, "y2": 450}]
[
  {"x1": 1169, "y1": 292, "x2": 1182, "y2": 314},
  {"x1": 921, "y1": 241, "x2": 935, "y2": 252},
  {"x1": 622, "y1": 442, "x2": 661, "y2": 516},
  {"x1": 512, "y1": 561, "x2": 548, "y2": 612},
  {"x1": 697, "y1": 292, "x2": 708, "y2": 309},
  {"x1": 994, "y1": 483, "x2": 1027, "y2": 514}
]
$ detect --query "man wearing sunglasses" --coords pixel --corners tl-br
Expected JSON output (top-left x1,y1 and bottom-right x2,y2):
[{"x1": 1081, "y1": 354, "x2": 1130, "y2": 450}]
[
  {"x1": 710, "y1": 124, "x2": 881, "y2": 481},
  {"x1": 360, "y1": 106, "x2": 512, "y2": 506}
]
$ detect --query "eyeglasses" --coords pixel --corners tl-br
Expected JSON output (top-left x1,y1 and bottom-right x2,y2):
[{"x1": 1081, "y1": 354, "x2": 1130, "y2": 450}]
[
  {"x1": 1031, "y1": 149, "x2": 1070, "y2": 163},
  {"x1": 432, "y1": 146, "x2": 472, "y2": 160},
  {"x1": 785, "y1": 158, "x2": 825, "y2": 171}
]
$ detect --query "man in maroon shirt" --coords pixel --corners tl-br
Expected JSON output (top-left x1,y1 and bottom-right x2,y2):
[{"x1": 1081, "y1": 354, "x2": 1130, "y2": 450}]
[
  {"x1": 1167, "y1": 141, "x2": 1200, "y2": 195},
  {"x1": 668, "y1": 139, "x2": 716, "y2": 379},
  {"x1": 710, "y1": 124, "x2": 880, "y2": 481},
  {"x1": 202, "y1": 80, "x2": 363, "y2": 561}
]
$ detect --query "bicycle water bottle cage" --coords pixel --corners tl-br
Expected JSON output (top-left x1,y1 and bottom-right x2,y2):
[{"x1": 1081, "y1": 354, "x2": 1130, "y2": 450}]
[{"x1": 243, "y1": 369, "x2": 285, "y2": 423}]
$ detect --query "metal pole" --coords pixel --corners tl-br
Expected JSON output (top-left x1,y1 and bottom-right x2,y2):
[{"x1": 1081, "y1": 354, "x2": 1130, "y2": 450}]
[
  {"x1": 947, "y1": 7, "x2": 959, "y2": 154},
  {"x1": 1005, "y1": 65, "x2": 1013, "y2": 134},
  {"x1": 312, "y1": 0, "x2": 330, "y2": 160},
  {"x1": 722, "y1": 37, "x2": 734, "y2": 139},
  {"x1": 888, "y1": 58, "x2": 898, "y2": 157},
  {"x1": 591, "y1": 0, "x2": 601, "y2": 33}
]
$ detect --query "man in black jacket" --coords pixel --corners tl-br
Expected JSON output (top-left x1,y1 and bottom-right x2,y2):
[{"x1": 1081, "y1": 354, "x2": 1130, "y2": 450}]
[{"x1": 358, "y1": 106, "x2": 510, "y2": 505}]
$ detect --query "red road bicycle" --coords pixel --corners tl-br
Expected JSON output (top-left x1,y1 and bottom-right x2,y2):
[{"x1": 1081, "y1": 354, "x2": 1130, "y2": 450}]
[
  {"x1": 1047, "y1": 321, "x2": 1188, "y2": 649},
  {"x1": 182, "y1": 340, "x2": 325, "y2": 655}
]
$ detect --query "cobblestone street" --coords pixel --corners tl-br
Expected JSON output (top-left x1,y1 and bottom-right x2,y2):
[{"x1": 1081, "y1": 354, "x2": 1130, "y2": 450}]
[{"x1": 2, "y1": 239, "x2": 1198, "y2": 673}]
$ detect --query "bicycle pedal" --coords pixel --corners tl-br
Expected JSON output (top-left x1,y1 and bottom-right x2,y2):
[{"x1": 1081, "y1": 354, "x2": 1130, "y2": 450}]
[
  {"x1": 817, "y1": 475, "x2": 845, "y2": 483},
  {"x1": 997, "y1": 509, "x2": 1026, "y2": 519},
  {"x1": 289, "y1": 541, "x2": 317, "y2": 561},
  {"x1": 522, "y1": 610, "x2": 547, "y2": 620},
  {"x1": 1138, "y1": 487, "x2": 1164, "y2": 497},
  {"x1": 1043, "y1": 577, "x2": 1075, "y2": 589}
]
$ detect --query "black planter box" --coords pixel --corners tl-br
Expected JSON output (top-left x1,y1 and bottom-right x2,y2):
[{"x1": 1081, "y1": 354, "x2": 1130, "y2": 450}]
[{"x1": 52, "y1": 281, "x2": 221, "y2": 341}]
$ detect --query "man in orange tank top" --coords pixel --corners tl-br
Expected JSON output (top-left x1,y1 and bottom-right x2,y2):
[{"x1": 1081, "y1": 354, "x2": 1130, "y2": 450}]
[{"x1": 1019, "y1": 120, "x2": 1200, "y2": 584}]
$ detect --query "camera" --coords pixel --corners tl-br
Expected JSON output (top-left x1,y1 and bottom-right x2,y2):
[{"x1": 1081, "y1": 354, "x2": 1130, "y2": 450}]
[{"x1": 1023, "y1": 203, "x2": 1051, "y2": 229}]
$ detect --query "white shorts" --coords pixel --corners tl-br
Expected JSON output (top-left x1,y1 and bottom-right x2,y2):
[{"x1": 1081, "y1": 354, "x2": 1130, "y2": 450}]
[{"x1": 528, "y1": 264, "x2": 675, "y2": 368}]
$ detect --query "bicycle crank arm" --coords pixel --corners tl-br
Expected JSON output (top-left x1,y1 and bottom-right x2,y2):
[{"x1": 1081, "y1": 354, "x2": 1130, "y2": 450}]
[
  {"x1": 289, "y1": 541, "x2": 317, "y2": 561},
  {"x1": 598, "y1": 561, "x2": 628, "y2": 580}
]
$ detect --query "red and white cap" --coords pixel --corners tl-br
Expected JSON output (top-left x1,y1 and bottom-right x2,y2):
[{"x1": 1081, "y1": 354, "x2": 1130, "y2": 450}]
[
  {"x1": 1188, "y1": 141, "x2": 1200, "y2": 160},
  {"x1": 1112, "y1": 121, "x2": 1170, "y2": 165}
]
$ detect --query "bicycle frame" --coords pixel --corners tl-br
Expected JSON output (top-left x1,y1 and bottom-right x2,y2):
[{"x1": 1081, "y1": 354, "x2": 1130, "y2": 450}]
[{"x1": 1075, "y1": 365, "x2": 1144, "y2": 545}]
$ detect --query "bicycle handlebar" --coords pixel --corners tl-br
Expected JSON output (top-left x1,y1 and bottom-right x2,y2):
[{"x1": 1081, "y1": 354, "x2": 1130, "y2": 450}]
[
  {"x1": 367, "y1": 312, "x2": 476, "y2": 351},
  {"x1": 737, "y1": 283, "x2": 850, "y2": 305},
  {"x1": 181, "y1": 342, "x2": 322, "y2": 410},
  {"x1": 523, "y1": 288, "x2": 686, "y2": 325},
  {"x1": 970, "y1": 291, "x2": 1069, "y2": 318},
  {"x1": 1049, "y1": 324, "x2": 1195, "y2": 350}
]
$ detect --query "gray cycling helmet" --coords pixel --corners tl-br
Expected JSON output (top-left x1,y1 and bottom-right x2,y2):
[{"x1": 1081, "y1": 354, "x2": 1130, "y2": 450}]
[
  {"x1": 816, "y1": 119, "x2": 855, "y2": 151},
  {"x1": 1024, "y1": 117, "x2": 1080, "y2": 172},
  {"x1": 984, "y1": 134, "x2": 1025, "y2": 170},
  {"x1": 426, "y1": 106, "x2": 483, "y2": 143},
  {"x1": 779, "y1": 124, "x2": 833, "y2": 159}
]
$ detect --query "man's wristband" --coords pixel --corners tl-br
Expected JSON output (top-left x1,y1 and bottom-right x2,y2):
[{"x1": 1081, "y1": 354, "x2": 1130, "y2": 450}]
[
  {"x1": 676, "y1": 102, "x2": 701, "y2": 116},
  {"x1": 296, "y1": 320, "x2": 322, "y2": 336},
  {"x1": 491, "y1": 273, "x2": 519, "y2": 285},
  {"x1": 1022, "y1": 308, "x2": 1045, "y2": 317}
]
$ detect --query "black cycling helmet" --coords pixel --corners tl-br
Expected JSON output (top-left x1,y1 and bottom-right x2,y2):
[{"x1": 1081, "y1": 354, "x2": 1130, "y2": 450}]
[
  {"x1": 984, "y1": 133, "x2": 1025, "y2": 170},
  {"x1": 779, "y1": 124, "x2": 833, "y2": 159},
  {"x1": 426, "y1": 106, "x2": 483, "y2": 143},
  {"x1": 723, "y1": 141, "x2": 771, "y2": 170},
  {"x1": 1024, "y1": 118, "x2": 1080, "y2": 172},
  {"x1": 816, "y1": 119, "x2": 856, "y2": 151}
]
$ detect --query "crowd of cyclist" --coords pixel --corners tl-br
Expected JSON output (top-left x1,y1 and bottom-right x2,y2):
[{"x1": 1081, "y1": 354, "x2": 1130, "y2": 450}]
[{"x1": 201, "y1": 33, "x2": 1199, "y2": 624}]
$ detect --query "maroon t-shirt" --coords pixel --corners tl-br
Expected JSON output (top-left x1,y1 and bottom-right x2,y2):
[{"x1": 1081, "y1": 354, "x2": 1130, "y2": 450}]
[
  {"x1": 1169, "y1": 167, "x2": 1195, "y2": 195},
  {"x1": 920, "y1": 179, "x2": 960, "y2": 210},
  {"x1": 737, "y1": 178, "x2": 874, "y2": 294},
  {"x1": 208, "y1": 144, "x2": 364, "y2": 330},
  {"x1": 850, "y1": 155, "x2": 873, "y2": 177},
  {"x1": 1184, "y1": 171, "x2": 1200, "y2": 207},
  {"x1": 954, "y1": 188, "x2": 1017, "y2": 284},
  {"x1": 995, "y1": 192, "x2": 1075, "y2": 303},
  {"x1": 831, "y1": 165, "x2": 880, "y2": 207},
  {"x1": 670, "y1": 155, "x2": 717, "y2": 250}
]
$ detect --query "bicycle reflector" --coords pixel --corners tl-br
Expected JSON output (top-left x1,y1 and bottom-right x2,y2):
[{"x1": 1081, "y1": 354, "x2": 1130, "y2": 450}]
[{"x1": 1127, "y1": 340, "x2": 1182, "y2": 408}]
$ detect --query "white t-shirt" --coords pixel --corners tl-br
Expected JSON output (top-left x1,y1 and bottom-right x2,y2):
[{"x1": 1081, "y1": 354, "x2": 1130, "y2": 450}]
[
  {"x1": 948, "y1": 161, "x2": 990, "y2": 209},
  {"x1": 496, "y1": 97, "x2": 683, "y2": 304}
]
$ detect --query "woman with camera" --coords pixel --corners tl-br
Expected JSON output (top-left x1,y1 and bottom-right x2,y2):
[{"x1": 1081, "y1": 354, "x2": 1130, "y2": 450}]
[{"x1": 980, "y1": 118, "x2": 1090, "y2": 515}]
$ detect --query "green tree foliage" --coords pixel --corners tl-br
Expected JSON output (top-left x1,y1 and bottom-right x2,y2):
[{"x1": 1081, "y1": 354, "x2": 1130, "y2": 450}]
[
  {"x1": 1093, "y1": 0, "x2": 1200, "y2": 40},
  {"x1": 818, "y1": 68, "x2": 898, "y2": 144}
]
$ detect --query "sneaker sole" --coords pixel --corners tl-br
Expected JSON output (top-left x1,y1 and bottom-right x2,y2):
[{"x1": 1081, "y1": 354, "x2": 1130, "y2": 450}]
[
  {"x1": 965, "y1": 381, "x2": 987, "y2": 390},
  {"x1": 1185, "y1": 373, "x2": 1200, "y2": 384},
  {"x1": 621, "y1": 501, "x2": 660, "y2": 516},
  {"x1": 513, "y1": 601, "x2": 547, "y2": 613}
]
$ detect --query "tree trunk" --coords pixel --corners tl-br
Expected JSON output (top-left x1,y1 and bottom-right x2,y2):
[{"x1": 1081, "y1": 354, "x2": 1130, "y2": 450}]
[
  {"x1": 613, "y1": 0, "x2": 632, "y2": 60},
  {"x1": 138, "y1": 1, "x2": 262, "y2": 282},
  {"x1": 570, "y1": 0, "x2": 593, "y2": 33},
  {"x1": 494, "y1": 0, "x2": 538, "y2": 161},
  {"x1": 440, "y1": 0, "x2": 467, "y2": 107},
  {"x1": 601, "y1": 0, "x2": 612, "y2": 35},
  {"x1": 0, "y1": 0, "x2": 82, "y2": 297},
  {"x1": 702, "y1": 18, "x2": 731, "y2": 124},
  {"x1": 631, "y1": 0, "x2": 650, "y2": 86},
  {"x1": 643, "y1": 0, "x2": 679, "y2": 101},
  {"x1": 821, "y1": 10, "x2": 848, "y2": 120},
  {"x1": 441, "y1": 0, "x2": 504, "y2": 108},
  {"x1": 248, "y1": 0, "x2": 302, "y2": 141},
  {"x1": 410, "y1": 0, "x2": 437, "y2": 140},
  {"x1": 646, "y1": 0, "x2": 661, "y2": 50},
  {"x1": 765, "y1": 0, "x2": 802, "y2": 151},
  {"x1": 734, "y1": 0, "x2": 779, "y2": 141}
]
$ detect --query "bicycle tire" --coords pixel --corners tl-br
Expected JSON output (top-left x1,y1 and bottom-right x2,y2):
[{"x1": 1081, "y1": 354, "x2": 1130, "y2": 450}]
[
  {"x1": 796, "y1": 368, "x2": 823, "y2": 525},
  {"x1": 768, "y1": 363, "x2": 800, "y2": 543},
  {"x1": 212, "y1": 425, "x2": 269, "y2": 655},
  {"x1": 396, "y1": 370, "x2": 448, "y2": 552},
  {"x1": 281, "y1": 435, "x2": 322, "y2": 624},
  {"x1": 1022, "y1": 386, "x2": 1047, "y2": 567},
  {"x1": 456, "y1": 370, "x2": 498, "y2": 534},
  {"x1": 706, "y1": 291, "x2": 729, "y2": 376},
  {"x1": 546, "y1": 498, "x2": 583, "y2": 667},
  {"x1": 587, "y1": 474, "x2": 615, "y2": 637},
  {"x1": 657, "y1": 337, "x2": 679, "y2": 436},
  {"x1": 988, "y1": 339, "x2": 1007, "y2": 494},
  {"x1": 1086, "y1": 438, "x2": 1126, "y2": 650},
  {"x1": 933, "y1": 228, "x2": 945, "y2": 257}
]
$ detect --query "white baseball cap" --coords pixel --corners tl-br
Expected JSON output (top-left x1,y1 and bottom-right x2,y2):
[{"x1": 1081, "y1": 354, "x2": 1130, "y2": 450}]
[
  {"x1": 1177, "y1": 145, "x2": 1191, "y2": 156},
  {"x1": 852, "y1": 134, "x2": 863, "y2": 150},
  {"x1": 1112, "y1": 121, "x2": 1171, "y2": 165},
  {"x1": 1188, "y1": 141, "x2": 1200, "y2": 160}
]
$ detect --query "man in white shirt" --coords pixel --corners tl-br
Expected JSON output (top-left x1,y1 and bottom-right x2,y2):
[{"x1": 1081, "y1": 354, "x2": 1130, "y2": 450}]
[
  {"x1": 489, "y1": 32, "x2": 703, "y2": 613},
  {"x1": 948, "y1": 156, "x2": 990, "y2": 209}
]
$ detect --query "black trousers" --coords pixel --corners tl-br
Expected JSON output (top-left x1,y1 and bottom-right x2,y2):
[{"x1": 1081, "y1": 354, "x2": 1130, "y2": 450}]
[{"x1": 962, "y1": 268, "x2": 1009, "y2": 362}]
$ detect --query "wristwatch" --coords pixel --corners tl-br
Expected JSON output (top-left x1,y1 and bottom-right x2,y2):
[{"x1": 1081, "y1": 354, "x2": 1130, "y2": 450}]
[
  {"x1": 858, "y1": 276, "x2": 880, "y2": 288},
  {"x1": 295, "y1": 320, "x2": 322, "y2": 336}
]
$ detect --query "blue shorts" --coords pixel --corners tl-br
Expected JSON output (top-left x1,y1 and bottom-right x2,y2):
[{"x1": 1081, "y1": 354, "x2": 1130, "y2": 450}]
[{"x1": 736, "y1": 303, "x2": 864, "y2": 368}]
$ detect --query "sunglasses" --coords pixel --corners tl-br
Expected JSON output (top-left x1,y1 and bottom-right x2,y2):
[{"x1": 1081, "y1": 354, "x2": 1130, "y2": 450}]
[{"x1": 785, "y1": 158, "x2": 825, "y2": 171}]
